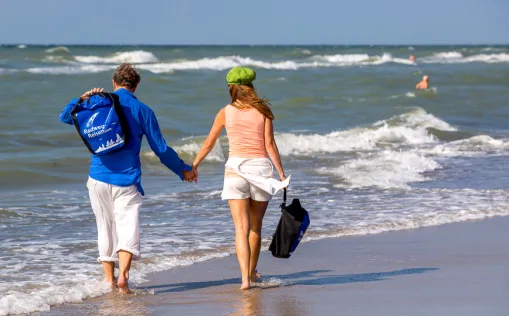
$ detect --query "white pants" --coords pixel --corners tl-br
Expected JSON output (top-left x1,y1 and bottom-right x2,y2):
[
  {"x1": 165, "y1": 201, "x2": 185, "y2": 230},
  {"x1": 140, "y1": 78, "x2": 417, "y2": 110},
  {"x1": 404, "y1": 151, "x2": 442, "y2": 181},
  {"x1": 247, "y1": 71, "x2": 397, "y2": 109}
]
[{"x1": 87, "y1": 177, "x2": 143, "y2": 263}]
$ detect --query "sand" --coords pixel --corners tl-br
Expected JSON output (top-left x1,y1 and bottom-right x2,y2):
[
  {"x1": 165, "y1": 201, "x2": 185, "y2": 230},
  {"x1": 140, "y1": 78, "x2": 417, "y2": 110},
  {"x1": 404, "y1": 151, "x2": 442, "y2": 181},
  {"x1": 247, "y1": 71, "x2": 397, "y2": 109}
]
[{"x1": 41, "y1": 216, "x2": 509, "y2": 315}]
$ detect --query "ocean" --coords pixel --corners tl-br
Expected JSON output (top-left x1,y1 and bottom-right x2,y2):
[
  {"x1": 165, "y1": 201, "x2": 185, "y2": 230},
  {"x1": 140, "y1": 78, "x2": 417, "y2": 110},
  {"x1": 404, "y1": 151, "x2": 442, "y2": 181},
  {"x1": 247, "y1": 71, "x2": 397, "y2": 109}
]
[{"x1": 1, "y1": 45, "x2": 509, "y2": 315}]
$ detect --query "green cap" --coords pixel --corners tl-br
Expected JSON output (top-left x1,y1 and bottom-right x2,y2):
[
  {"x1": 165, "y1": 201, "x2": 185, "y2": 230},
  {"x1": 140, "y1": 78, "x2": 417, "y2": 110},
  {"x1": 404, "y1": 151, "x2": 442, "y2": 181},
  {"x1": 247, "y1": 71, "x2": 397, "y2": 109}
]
[{"x1": 226, "y1": 66, "x2": 256, "y2": 85}]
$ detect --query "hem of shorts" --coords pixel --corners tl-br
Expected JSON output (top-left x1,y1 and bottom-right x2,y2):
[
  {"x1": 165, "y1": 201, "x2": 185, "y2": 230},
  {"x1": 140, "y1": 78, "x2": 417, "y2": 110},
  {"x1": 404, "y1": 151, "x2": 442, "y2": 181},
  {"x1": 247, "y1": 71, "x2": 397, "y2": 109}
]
[{"x1": 221, "y1": 196, "x2": 250, "y2": 200}]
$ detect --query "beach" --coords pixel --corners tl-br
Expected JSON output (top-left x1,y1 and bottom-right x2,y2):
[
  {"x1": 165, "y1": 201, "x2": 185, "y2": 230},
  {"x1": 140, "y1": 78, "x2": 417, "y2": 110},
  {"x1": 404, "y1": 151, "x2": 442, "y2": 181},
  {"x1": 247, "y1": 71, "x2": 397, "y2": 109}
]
[
  {"x1": 41, "y1": 216, "x2": 509, "y2": 315},
  {"x1": 2, "y1": 44, "x2": 509, "y2": 315}
]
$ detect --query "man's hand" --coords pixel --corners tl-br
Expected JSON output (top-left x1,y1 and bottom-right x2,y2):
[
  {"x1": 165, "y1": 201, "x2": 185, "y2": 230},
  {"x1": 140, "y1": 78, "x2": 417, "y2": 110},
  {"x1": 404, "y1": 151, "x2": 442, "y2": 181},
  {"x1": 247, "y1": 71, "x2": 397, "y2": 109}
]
[
  {"x1": 182, "y1": 170, "x2": 197, "y2": 183},
  {"x1": 80, "y1": 88, "x2": 104, "y2": 101}
]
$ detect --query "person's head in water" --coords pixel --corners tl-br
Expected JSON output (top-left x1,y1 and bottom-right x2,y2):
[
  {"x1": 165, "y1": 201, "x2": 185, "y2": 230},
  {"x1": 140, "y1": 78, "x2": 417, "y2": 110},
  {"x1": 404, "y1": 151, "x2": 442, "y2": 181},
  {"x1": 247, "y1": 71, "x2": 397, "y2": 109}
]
[
  {"x1": 112, "y1": 63, "x2": 141, "y2": 92},
  {"x1": 409, "y1": 53, "x2": 415, "y2": 62},
  {"x1": 226, "y1": 67, "x2": 274, "y2": 120},
  {"x1": 416, "y1": 75, "x2": 430, "y2": 90}
]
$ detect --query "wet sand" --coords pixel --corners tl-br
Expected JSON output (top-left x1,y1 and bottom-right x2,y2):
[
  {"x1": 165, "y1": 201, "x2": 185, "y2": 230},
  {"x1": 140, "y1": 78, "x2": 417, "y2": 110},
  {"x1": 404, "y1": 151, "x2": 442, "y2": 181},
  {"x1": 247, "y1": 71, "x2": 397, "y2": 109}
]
[{"x1": 41, "y1": 216, "x2": 509, "y2": 315}]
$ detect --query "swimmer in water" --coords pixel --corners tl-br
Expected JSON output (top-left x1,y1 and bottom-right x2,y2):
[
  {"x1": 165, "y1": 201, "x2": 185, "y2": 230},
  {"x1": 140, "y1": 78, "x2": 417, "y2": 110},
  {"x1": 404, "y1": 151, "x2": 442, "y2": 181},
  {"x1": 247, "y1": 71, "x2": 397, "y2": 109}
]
[{"x1": 416, "y1": 75, "x2": 430, "y2": 90}]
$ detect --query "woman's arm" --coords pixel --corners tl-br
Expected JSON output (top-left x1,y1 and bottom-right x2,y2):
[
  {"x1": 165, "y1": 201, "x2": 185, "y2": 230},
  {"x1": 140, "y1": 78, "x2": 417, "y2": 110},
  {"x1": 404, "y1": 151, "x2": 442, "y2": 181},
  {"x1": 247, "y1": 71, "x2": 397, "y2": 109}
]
[
  {"x1": 264, "y1": 118, "x2": 286, "y2": 181},
  {"x1": 192, "y1": 108, "x2": 226, "y2": 170}
]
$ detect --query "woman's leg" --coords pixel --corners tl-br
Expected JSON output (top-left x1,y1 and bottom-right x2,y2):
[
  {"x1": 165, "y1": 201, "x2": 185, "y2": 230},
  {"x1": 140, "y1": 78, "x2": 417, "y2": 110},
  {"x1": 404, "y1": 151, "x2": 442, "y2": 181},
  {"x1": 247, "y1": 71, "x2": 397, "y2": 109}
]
[
  {"x1": 248, "y1": 200, "x2": 269, "y2": 282},
  {"x1": 228, "y1": 199, "x2": 251, "y2": 290}
]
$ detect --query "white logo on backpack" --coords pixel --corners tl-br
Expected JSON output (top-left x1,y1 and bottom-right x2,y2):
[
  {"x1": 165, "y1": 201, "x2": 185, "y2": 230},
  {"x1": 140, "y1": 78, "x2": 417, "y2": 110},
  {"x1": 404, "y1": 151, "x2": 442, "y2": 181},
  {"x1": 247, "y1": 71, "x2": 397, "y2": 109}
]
[{"x1": 86, "y1": 112, "x2": 99, "y2": 128}]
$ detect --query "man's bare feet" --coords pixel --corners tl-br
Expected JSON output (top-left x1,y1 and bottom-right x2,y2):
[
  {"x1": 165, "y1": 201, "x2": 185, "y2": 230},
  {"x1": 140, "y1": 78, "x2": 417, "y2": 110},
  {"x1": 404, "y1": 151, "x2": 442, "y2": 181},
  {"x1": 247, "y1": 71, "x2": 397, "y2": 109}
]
[
  {"x1": 117, "y1": 274, "x2": 132, "y2": 294},
  {"x1": 107, "y1": 277, "x2": 118, "y2": 290}
]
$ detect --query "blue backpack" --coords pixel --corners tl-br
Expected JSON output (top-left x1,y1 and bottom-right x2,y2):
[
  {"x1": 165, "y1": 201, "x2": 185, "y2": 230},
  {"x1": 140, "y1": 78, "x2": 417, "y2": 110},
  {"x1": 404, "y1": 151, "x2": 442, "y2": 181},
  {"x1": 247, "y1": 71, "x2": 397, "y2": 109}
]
[{"x1": 71, "y1": 92, "x2": 129, "y2": 155}]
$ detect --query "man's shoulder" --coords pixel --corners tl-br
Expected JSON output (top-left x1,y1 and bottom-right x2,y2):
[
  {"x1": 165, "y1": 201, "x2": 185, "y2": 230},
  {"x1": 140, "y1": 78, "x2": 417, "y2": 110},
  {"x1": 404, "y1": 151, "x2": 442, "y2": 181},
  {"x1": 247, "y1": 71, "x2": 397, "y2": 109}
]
[{"x1": 117, "y1": 93, "x2": 152, "y2": 112}]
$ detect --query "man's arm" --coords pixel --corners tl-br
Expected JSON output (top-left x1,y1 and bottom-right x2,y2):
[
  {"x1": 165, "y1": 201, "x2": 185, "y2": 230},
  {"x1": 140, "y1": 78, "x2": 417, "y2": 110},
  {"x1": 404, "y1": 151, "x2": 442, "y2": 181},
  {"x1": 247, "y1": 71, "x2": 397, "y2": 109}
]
[
  {"x1": 59, "y1": 88, "x2": 105, "y2": 125},
  {"x1": 139, "y1": 105, "x2": 192, "y2": 180},
  {"x1": 59, "y1": 98, "x2": 79, "y2": 125}
]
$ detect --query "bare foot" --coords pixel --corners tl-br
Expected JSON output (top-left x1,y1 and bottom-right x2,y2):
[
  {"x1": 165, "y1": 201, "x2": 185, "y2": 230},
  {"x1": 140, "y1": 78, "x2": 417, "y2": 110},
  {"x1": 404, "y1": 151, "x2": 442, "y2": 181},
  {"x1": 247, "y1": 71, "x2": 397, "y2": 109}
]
[
  {"x1": 250, "y1": 270, "x2": 261, "y2": 283},
  {"x1": 107, "y1": 277, "x2": 118, "y2": 290},
  {"x1": 117, "y1": 275, "x2": 132, "y2": 294},
  {"x1": 240, "y1": 280, "x2": 251, "y2": 290}
]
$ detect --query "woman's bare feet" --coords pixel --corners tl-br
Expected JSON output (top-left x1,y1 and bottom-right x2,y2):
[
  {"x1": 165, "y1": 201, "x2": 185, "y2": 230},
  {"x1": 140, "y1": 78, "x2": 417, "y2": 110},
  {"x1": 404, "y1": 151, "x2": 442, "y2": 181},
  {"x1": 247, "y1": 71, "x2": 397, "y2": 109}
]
[
  {"x1": 117, "y1": 274, "x2": 132, "y2": 294},
  {"x1": 240, "y1": 278, "x2": 251, "y2": 290},
  {"x1": 250, "y1": 270, "x2": 261, "y2": 283}
]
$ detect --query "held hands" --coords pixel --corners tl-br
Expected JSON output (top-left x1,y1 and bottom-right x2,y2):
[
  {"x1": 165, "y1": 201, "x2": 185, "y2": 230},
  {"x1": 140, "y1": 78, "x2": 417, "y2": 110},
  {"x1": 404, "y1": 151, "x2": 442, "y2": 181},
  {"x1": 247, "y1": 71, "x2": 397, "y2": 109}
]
[
  {"x1": 183, "y1": 164, "x2": 199, "y2": 184},
  {"x1": 80, "y1": 88, "x2": 104, "y2": 100},
  {"x1": 182, "y1": 169, "x2": 198, "y2": 183}
]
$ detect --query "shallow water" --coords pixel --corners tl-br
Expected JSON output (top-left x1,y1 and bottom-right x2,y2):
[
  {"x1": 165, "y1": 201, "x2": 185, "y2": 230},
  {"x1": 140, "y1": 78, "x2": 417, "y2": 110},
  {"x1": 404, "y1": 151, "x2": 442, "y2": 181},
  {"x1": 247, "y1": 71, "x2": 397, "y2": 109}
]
[{"x1": 1, "y1": 44, "x2": 509, "y2": 315}]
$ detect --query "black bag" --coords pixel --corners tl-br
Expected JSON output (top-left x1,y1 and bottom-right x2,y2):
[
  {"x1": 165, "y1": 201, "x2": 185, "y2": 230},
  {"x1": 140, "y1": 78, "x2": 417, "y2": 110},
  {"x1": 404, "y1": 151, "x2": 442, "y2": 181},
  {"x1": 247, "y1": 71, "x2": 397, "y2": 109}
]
[{"x1": 269, "y1": 189, "x2": 310, "y2": 259}]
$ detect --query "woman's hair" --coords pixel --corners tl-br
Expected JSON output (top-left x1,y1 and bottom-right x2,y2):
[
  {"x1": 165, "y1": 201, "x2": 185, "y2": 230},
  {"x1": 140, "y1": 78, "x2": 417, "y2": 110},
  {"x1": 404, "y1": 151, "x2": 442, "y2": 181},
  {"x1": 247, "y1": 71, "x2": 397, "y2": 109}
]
[{"x1": 228, "y1": 84, "x2": 274, "y2": 120}]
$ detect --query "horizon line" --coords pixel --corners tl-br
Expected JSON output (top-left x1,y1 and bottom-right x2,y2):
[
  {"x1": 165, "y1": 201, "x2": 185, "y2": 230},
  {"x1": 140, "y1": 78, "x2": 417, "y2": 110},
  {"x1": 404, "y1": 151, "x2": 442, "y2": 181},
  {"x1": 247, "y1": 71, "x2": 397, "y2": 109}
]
[{"x1": 2, "y1": 43, "x2": 509, "y2": 47}]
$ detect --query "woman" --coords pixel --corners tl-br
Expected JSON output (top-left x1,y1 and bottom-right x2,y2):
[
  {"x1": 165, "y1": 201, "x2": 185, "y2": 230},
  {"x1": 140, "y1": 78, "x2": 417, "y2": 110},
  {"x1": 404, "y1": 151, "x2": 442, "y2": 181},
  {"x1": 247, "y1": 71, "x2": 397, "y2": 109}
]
[{"x1": 192, "y1": 67, "x2": 288, "y2": 290}]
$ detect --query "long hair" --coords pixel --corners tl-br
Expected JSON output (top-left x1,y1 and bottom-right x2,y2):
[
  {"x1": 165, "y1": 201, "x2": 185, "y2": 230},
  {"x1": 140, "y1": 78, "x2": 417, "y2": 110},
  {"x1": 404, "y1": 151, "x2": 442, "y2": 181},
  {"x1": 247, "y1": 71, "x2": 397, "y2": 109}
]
[{"x1": 228, "y1": 84, "x2": 274, "y2": 120}]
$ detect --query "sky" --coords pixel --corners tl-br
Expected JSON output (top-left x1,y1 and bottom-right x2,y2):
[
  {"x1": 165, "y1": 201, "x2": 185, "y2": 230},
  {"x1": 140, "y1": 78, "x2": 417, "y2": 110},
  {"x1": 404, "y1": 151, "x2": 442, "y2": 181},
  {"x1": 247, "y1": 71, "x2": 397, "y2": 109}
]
[{"x1": 0, "y1": 0, "x2": 508, "y2": 45}]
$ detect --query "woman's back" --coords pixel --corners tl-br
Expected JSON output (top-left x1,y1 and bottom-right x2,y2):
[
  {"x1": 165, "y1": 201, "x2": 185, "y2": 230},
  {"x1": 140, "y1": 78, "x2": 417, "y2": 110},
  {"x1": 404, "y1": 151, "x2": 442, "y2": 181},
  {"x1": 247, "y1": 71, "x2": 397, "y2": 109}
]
[{"x1": 225, "y1": 104, "x2": 266, "y2": 158}]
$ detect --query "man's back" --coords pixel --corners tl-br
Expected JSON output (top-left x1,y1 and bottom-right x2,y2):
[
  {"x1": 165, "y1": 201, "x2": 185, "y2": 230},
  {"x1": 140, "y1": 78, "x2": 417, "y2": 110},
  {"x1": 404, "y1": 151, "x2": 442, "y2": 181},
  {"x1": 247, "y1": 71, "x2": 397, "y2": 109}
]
[
  {"x1": 88, "y1": 88, "x2": 146, "y2": 188},
  {"x1": 60, "y1": 87, "x2": 189, "y2": 194}
]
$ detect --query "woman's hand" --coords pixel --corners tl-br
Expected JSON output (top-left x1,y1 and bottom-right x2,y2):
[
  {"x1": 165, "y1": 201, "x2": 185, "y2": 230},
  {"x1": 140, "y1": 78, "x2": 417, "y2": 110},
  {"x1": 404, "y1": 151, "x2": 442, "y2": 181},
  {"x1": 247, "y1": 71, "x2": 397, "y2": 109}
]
[
  {"x1": 192, "y1": 164, "x2": 199, "y2": 183},
  {"x1": 80, "y1": 88, "x2": 104, "y2": 100}
]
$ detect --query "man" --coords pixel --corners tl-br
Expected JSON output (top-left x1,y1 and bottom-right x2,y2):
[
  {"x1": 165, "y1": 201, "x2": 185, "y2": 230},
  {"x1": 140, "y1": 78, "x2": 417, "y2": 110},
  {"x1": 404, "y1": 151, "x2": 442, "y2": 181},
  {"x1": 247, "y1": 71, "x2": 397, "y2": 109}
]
[
  {"x1": 409, "y1": 53, "x2": 416, "y2": 62},
  {"x1": 416, "y1": 75, "x2": 430, "y2": 90},
  {"x1": 59, "y1": 63, "x2": 196, "y2": 294}
]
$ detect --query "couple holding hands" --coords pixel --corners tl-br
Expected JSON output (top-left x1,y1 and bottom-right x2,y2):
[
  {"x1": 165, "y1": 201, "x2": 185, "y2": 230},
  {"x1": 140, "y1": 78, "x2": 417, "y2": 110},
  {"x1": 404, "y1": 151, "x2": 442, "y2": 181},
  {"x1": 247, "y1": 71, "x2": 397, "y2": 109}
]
[{"x1": 60, "y1": 63, "x2": 289, "y2": 293}]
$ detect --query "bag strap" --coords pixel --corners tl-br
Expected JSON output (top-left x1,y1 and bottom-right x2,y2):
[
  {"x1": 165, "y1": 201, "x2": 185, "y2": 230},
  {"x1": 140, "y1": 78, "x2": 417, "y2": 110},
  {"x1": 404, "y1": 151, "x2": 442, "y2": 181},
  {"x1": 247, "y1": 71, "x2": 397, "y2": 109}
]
[{"x1": 280, "y1": 188, "x2": 287, "y2": 211}]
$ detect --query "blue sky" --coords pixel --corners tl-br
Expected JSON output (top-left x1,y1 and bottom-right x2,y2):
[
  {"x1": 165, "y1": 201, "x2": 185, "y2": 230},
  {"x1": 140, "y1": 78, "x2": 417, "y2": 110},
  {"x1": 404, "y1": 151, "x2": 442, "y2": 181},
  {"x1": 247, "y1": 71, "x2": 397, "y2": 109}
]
[{"x1": 0, "y1": 0, "x2": 507, "y2": 45}]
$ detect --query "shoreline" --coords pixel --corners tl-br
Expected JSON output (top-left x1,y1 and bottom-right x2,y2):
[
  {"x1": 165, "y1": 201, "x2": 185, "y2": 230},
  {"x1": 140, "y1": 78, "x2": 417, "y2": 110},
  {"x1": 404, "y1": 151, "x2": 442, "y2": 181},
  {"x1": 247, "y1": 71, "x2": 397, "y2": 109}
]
[{"x1": 41, "y1": 216, "x2": 509, "y2": 315}]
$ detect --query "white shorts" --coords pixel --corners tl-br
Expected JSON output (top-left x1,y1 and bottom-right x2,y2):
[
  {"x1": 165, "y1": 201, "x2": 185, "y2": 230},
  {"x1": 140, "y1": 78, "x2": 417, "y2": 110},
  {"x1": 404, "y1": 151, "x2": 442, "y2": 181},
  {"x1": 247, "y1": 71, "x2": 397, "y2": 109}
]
[
  {"x1": 222, "y1": 177, "x2": 273, "y2": 201},
  {"x1": 87, "y1": 177, "x2": 143, "y2": 262},
  {"x1": 221, "y1": 159, "x2": 273, "y2": 202}
]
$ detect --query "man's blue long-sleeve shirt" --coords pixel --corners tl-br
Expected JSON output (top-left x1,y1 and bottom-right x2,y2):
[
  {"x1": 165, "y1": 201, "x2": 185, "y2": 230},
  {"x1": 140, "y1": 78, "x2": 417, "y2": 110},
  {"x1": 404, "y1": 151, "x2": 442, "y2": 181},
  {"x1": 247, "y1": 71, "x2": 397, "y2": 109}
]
[{"x1": 60, "y1": 88, "x2": 191, "y2": 195}]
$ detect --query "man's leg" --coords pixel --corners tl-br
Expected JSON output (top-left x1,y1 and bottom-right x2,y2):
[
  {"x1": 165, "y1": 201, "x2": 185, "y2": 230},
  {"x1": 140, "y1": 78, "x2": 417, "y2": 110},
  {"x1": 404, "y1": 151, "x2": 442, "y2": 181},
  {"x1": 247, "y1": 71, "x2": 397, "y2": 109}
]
[
  {"x1": 87, "y1": 178, "x2": 118, "y2": 287},
  {"x1": 117, "y1": 250, "x2": 133, "y2": 294},
  {"x1": 113, "y1": 184, "x2": 142, "y2": 294}
]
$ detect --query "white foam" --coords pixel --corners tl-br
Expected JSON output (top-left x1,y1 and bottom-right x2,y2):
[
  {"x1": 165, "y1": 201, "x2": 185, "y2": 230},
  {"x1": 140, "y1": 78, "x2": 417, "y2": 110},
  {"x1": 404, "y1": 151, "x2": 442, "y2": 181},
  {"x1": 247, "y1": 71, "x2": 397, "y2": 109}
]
[
  {"x1": 276, "y1": 109, "x2": 451, "y2": 156},
  {"x1": 41, "y1": 55, "x2": 76, "y2": 64},
  {"x1": 75, "y1": 50, "x2": 159, "y2": 64},
  {"x1": 0, "y1": 279, "x2": 110, "y2": 316},
  {"x1": 142, "y1": 141, "x2": 225, "y2": 163},
  {"x1": 325, "y1": 150, "x2": 440, "y2": 189},
  {"x1": 44, "y1": 46, "x2": 70, "y2": 53},
  {"x1": 424, "y1": 135, "x2": 509, "y2": 157},
  {"x1": 306, "y1": 202, "x2": 509, "y2": 241},
  {"x1": 174, "y1": 141, "x2": 226, "y2": 162},
  {"x1": 309, "y1": 53, "x2": 415, "y2": 66},
  {"x1": 310, "y1": 53, "x2": 370, "y2": 64},
  {"x1": 421, "y1": 51, "x2": 509, "y2": 64},
  {"x1": 137, "y1": 55, "x2": 301, "y2": 73},
  {"x1": 25, "y1": 64, "x2": 115, "y2": 74}
]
